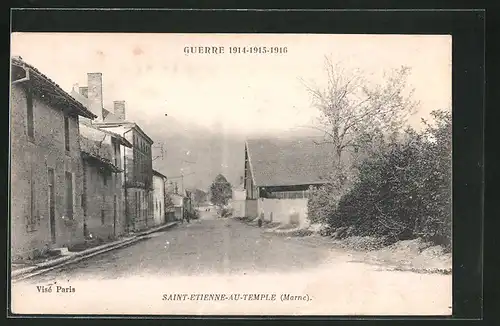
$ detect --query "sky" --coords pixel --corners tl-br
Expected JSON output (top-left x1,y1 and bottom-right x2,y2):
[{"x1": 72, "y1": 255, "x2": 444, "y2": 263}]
[{"x1": 11, "y1": 33, "x2": 452, "y2": 135}]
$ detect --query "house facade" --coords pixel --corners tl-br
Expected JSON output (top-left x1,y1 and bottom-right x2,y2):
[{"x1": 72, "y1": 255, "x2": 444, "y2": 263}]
[
  {"x1": 95, "y1": 122, "x2": 154, "y2": 231},
  {"x1": 152, "y1": 170, "x2": 167, "y2": 226},
  {"x1": 10, "y1": 57, "x2": 97, "y2": 260},
  {"x1": 71, "y1": 73, "x2": 155, "y2": 232},
  {"x1": 244, "y1": 137, "x2": 336, "y2": 226},
  {"x1": 79, "y1": 122, "x2": 132, "y2": 240},
  {"x1": 230, "y1": 177, "x2": 246, "y2": 218},
  {"x1": 170, "y1": 193, "x2": 184, "y2": 221},
  {"x1": 184, "y1": 189, "x2": 195, "y2": 217}
]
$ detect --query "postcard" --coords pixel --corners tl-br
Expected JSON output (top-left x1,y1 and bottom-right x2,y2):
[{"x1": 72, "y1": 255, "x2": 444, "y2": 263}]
[{"x1": 10, "y1": 32, "x2": 452, "y2": 316}]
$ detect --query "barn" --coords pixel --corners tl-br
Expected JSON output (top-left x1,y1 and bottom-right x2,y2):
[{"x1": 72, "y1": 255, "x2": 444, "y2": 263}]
[{"x1": 244, "y1": 137, "x2": 337, "y2": 226}]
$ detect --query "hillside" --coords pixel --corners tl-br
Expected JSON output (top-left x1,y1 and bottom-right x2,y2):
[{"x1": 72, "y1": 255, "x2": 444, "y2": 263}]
[
  {"x1": 142, "y1": 116, "x2": 245, "y2": 192},
  {"x1": 136, "y1": 115, "x2": 324, "y2": 192}
]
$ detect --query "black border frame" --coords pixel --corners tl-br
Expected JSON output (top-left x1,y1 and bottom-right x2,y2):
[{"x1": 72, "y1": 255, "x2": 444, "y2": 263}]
[{"x1": 6, "y1": 7, "x2": 485, "y2": 323}]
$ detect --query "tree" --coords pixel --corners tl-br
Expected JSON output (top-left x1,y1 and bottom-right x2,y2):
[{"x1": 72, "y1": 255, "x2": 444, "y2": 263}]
[
  {"x1": 193, "y1": 189, "x2": 208, "y2": 206},
  {"x1": 325, "y1": 110, "x2": 451, "y2": 248},
  {"x1": 300, "y1": 56, "x2": 419, "y2": 180},
  {"x1": 302, "y1": 57, "x2": 420, "y2": 224},
  {"x1": 209, "y1": 174, "x2": 232, "y2": 208},
  {"x1": 164, "y1": 192, "x2": 174, "y2": 211}
]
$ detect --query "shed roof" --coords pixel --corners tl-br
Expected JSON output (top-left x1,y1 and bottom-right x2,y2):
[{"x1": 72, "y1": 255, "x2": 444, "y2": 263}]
[
  {"x1": 245, "y1": 137, "x2": 339, "y2": 187},
  {"x1": 79, "y1": 120, "x2": 133, "y2": 148},
  {"x1": 11, "y1": 57, "x2": 97, "y2": 119},
  {"x1": 92, "y1": 121, "x2": 154, "y2": 145},
  {"x1": 153, "y1": 169, "x2": 168, "y2": 179}
]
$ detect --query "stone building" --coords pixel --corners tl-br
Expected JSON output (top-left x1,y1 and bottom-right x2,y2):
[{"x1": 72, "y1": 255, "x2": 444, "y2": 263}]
[
  {"x1": 93, "y1": 121, "x2": 154, "y2": 231},
  {"x1": 10, "y1": 57, "x2": 97, "y2": 260},
  {"x1": 244, "y1": 137, "x2": 336, "y2": 226},
  {"x1": 71, "y1": 72, "x2": 155, "y2": 232},
  {"x1": 152, "y1": 170, "x2": 168, "y2": 226},
  {"x1": 79, "y1": 122, "x2": 132, "y2": 240}
]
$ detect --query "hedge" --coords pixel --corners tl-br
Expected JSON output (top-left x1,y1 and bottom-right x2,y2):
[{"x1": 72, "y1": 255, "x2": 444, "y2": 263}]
[{"x1": 309, "y1": 110, "x2": 452, "y2": 250}]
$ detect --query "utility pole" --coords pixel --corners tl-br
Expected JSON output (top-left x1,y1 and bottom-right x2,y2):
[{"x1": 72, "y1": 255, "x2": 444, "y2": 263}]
[
  {"x1": 181, "y1": 173, "x2": 184, "y2": 195},
  {"x1": 152, "y1": 143, "x2": 164, "y2": 161}
]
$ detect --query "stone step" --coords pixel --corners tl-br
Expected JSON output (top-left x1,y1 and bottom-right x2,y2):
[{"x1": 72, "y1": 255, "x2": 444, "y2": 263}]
[{"x1": 48, "y1": 247, "x2": 70, "y2": 256}]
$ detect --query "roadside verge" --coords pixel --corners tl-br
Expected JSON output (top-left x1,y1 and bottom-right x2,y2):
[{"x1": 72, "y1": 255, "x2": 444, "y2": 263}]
[{"x1": 235, "y1": 217, "x2": 451, "y2": 275}]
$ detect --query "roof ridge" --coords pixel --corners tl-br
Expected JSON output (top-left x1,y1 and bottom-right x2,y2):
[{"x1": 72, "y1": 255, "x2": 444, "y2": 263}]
[
  {"x1": 11, "y1": 58, "x2": 97, "y2": 119},
  {"x1": 245, "y1": 135, "x2": 337, "y2": 187}
]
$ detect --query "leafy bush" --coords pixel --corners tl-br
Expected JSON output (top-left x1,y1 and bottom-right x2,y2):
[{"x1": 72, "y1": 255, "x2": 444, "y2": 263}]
[
  {"x1": 188, "y1": 210, "x2": 200, "y2": 220},
  {"x1": 309, "y1": 110, "x2": 452, "y2": 249},
  {"x1": 307, "y1": 173, "x2": 347, "y2": 225},
  {"x1": 219, "y1": 207, "x2": 233, "y2": 218}
]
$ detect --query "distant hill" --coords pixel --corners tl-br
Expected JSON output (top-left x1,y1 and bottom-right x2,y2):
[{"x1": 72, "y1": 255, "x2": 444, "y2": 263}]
[
  {"x1": 141, "y1": 116, "x2": 244, "y2": 192},
  {"x1": 137, "y1": 115, "x2": 324, "y2": 192}
]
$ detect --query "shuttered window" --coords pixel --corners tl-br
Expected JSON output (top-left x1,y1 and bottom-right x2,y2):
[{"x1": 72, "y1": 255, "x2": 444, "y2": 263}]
[{"x1": 64, "y1": 116, "x2": 70, "y2": 151}]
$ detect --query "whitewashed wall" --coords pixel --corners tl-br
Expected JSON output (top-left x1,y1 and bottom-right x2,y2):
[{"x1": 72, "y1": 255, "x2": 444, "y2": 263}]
[{"x1": 258, "y1": 198, "x2": 309, "y2": 227}]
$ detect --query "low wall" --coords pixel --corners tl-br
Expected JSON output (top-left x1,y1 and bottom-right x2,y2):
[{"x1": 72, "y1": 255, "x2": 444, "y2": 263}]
[
  {"x1": 245, "y1": 199, "x2": 258, "y2": 218},
  {"x1": 231, "y1": 200, "x2": 246, "y2": 218},
  {"x1": 258, "y1": 198, "x2": 309, "y2": 227}
]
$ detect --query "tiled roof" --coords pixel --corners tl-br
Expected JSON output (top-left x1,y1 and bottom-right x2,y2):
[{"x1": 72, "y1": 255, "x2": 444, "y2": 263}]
[
  {"x1": 81, "y1": 151, "x2": 122, "y2": 173},
  {"x1": 153, "y1": 169, "x2": 168, "y2": 179},
  {"x1": 70, "y1": 89, "x2": 89, "y2": 108},
  {"x1": 70, "y1": 90, "x2": 120, "y2": 123},
  {"x1": 11, "y1": 57, "x2": 97, "y2": 119},
  {"x1": 80, "y1": 134, "x2": 122, "y2": 173},
  {"x1": 80, "y1": 121, "x2": 133, "y2": 148},
  {"x1": 102, "y1": 108, "x2": 119, "y2": 122},
  {"x1": 93, "y1": 121, "x2": 154, "y2": 145},
  {"x1": 245, "y1": 137, "x2": 339, "y2": 187}
]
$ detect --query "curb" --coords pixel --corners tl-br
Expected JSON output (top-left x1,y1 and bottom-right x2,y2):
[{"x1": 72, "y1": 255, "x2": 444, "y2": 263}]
[
  {"x1": 12, "y1": 221, "x2": 178, "y2": 282},
  {"x1": 135, "y1": 221, "x2": 178, "y2": 236}
]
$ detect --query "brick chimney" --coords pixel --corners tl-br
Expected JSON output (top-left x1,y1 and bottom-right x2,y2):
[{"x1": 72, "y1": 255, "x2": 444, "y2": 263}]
[
  {"x1": 79, "y1": 86, "x2": 88, "y2": 98},
  {"x1": 113, "y1": 100, "x2": 126, "y2": 121},
  {"x1": 87, "y1": 73, "x2": 104, "y2": 120}
]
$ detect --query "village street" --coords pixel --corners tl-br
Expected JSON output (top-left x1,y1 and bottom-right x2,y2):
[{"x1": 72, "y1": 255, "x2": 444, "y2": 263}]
[
  {"x1": 14, "y1": 213, "x2": 452, "y2": 315},
  {"x1": 10, "y1": 34, "x2": 459, "y2": 317},
  {"x1": 22, "y1": 213, "x2": 331, "y2": 282}
]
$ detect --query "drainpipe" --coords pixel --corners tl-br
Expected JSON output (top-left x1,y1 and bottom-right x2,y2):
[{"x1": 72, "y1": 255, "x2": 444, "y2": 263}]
[{"x1": 123, "y1": 128, "x2": 134, "y2": 232}]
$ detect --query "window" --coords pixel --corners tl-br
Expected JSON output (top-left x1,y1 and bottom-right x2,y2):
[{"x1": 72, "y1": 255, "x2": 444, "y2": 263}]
[
  {"x1": 26, "y1": 86, "x2": 34, "y2": 139},
  {"x1": 48, "y1": 168, "x2": 56, "y2": 242},
  {"x1": 113, "y1": 195, "x2": 117, "y2": 219},
  {"x1": 101, "y1": 193, "x2": 105, "y2": 225},
  {"x1": 64, "y1": 116, "x2": 70, "y2": 151},
  {"x1": 112, "y1": 139, "x2": 119, "y2": 167},
  {"x1": 265, "y1": 190, "x2": 309, "y2": 199},
  {"x1": 102, "y1": 170, "x2": 108, "y2": 186},
  {"x1": 135, "y1": 192, "x2": 139, "y2": 219},
  {"x1": 65, "y1": 171, "x2": 74, "y2": 219}
]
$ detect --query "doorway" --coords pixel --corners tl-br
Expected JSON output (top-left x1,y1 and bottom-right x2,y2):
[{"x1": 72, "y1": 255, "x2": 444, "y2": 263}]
[
  {"x1": 113, "y1": 194, "x2": 117, "y2": 237},
  {"x1": 48, "y1": 168, "x2": 56, "y2": 243},
  {"x1": 65, "y1": 171, "x2": 74, "y2": 219}
]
